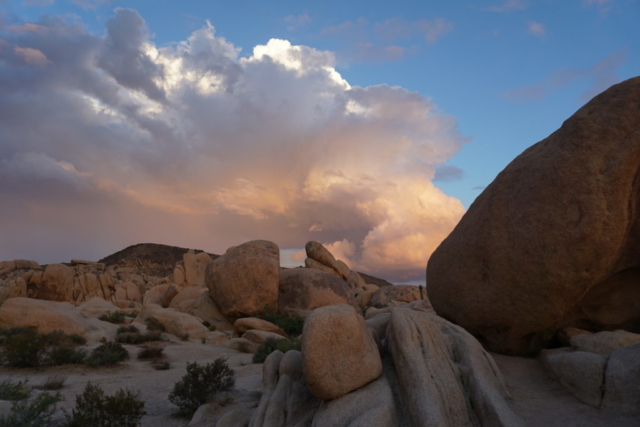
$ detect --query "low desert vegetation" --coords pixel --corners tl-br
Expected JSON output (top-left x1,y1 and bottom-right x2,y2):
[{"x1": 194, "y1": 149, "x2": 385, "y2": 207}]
[
  {"x1": 115, "y1": 325, "x2": 163, "y2": 344},
  {"x1": 151, "y1": 360, "x2": 171, "y2": 370},
  {"x1": 85, "y1": 341, "x2": 128, "y2": 367},
  {"x1": 64, "y1": 382, "x2": 146, "y2": 427},
  {"x1": 144, "y1": 317, "x2": 166, "y2": 332},
  {"x1": 137, "y1": 344, "x2": 164, "y2": 360},
  {"x1": 0, "y1": 379, "x2": 62, "y2": 427},
  {"x1": 99, "y1": 311, "x2": 127, "y2": 324},
  {"x1": 0, "y1": 328, "x2": 87, "y2": 368},
  {"x1": 0, "y1": 379, "x2": 31, "y2": 401},
  {"x1": 253, "y1": 337, "x2": 302, "y2": 363},
  {"x1": 33, "y1": 374, "x2": 67, "y2": 391},
  {"x1": 168, "y1": 358, "x2": 235, "y2": 417},
  {"x1": 256, "y1": 305, "x2": 305, "y2": 338}
]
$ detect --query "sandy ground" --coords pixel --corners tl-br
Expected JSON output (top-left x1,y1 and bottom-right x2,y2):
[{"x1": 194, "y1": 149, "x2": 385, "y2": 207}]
[
  {"x1": 0, "y1": 338, "x2": 262, "y2": 426},
  {"x1": 2, "y1": 339, "x2": 640, "y2": 427},
  {"x1": 494, "y1": 353, "x2": 640, "y2": 427}
]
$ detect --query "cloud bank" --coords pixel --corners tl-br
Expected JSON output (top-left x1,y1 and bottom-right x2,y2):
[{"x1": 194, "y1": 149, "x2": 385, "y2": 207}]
[{"x1": 0, "y1": 9, "x2": 466, "y2": 282}]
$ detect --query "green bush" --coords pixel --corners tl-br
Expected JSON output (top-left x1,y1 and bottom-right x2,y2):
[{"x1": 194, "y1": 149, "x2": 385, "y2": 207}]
[
  {"x1": 144, "y1": 318, "x2": 165, "y2": 332},
  {"x1": 116, "y1": 325, "x2": 139, "y2": 335},
  {"x1": 252, "y1": 337, "x2": 302, "y2": 363},
  {"x1": 0, "y1": 379, "x2": 31, "y2": 401},
  {"x1": 168, "y1": 358, "x2": 235, "y2": 417},
  {"x1": 65, "y1": 382, "x2": 146, "y2": 427},
  {"x1": 255, "y1": 306, "x2": 305, "y2": 338},
  {"x1": 47, "y1": 346, "x2": 87, "y2": 365},
  {"x1": 42, "y1": 330, "x2": 86, "y2": 347},
  {"x1": 99, "y1": 311, "x2": 127, "y2": 324},
  {"x1": 0, "y1": 391, "x2": 62, "y2": 427},
  {"x1": 86, "y1": 342, "x2": 128, "y2": 367},
  {"x1": 2, "y1": 330, "x2": 47, "y2": 368}
]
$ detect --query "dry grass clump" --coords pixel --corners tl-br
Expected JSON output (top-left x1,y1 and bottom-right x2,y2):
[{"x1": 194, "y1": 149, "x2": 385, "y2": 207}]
[
  {"x1": 137, "y1": 344, "x2": 165, "y2": 360},
  {"x1": 33, "y1": 374, "x2": 67, "y2": 391}
]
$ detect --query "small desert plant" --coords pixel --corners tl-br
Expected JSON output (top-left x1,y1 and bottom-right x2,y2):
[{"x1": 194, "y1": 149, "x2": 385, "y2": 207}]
[
  {"x1": 256, "y1": 306, "x2": 305, "y2": 338},
  {"x1": 137, "y1": 344, "x2": 164, "y2": 360},
  {"x1": 85, "y1": 342, "x2": 128, "y2": 367},
  {"x1": 47, "y1": 346, "x2": 87, "y2": 365},
  {"x1": 65, "y1": 382, "x2": 146, "y2": 427},
  {"x1": 151, "y1": 360, "x2": 171, "y2": 370},
  {"x1": 252, "y1": 338, "x2": 302, "y2": 363},
  {"x1": 168, "y1": 358, "x2": 235, "y2": 417},
  {"x1": 99, "y1": 311, "x2": 127, "y2": 324},
  {"x1": 42, "y1": 330, "x2": 86, "y2": 347},
  {"x1": 115, "y1": 332, "x2": 143, "y2": 344},
  {"x1": 125, "y1": 311, "x2": 138, "y2": 318},
  {"x1": 33, "y1": 374, "x2": 66, "y2": 391},
  {"x1": 180, "y1": 333, "x2": 189, "y2": 341},
  {"x1": 144, "y1": 317, "x2": 165, "y2": 332},
  {"x1": 0, "y1": 391, "x2": 62, "y2": 427},
  {"x1": 1, "y1": 330, "x2": 47, "y2": 368},
  {"x1": 0, "y1": 379, "x2": 31, "y2": 401},
  {"x1": 208, "y1": 325, "x2": 217, "y2": 331},
  {"x1": 117, "y1": 325, "x2": 139, "y2": 335}
]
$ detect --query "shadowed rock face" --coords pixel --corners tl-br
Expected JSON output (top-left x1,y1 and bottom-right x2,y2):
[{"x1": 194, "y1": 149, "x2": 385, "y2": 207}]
[{"x1": 427, "y1": 76, "x2": 640, "y2": 355}]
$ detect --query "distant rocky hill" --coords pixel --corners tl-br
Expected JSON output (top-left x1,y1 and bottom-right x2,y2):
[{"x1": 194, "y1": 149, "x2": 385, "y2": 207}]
[
  {"x1": 98, "y1": 243, "x2": 219, "y2": 277},
  {"x1": 99, "y1": 243, "x2": 393, "y2": 285}
]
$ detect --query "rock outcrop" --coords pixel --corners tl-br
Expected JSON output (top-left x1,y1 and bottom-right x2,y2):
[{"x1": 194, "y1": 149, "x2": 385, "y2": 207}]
[
  {"x1": 302, "y1": 304, "x2": 382, "y2": 400},
  {"x1": 206, "y1": 240, "x2": 280, "y2": 317},
  {"x1": 0, "y1": 297, "x2": 117, "y2": 343},
  {"x1": 428, "y1": 77, "x2": 640, "y2": 355},
  {"x1": 278, "y1": 268, "x2": 358, "y2": 316}
]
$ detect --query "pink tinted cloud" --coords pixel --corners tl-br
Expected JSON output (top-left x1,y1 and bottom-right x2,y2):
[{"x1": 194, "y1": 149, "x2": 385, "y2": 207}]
[
  {"x1": 527, "y1": 21, "x2": 546, "y2": 37},
  {"x1": 14, "y1": 46, "x2": 51, "y2": 65},
  {"x1": 0, "y1": 10, "x2": 467, "y2": 282}
]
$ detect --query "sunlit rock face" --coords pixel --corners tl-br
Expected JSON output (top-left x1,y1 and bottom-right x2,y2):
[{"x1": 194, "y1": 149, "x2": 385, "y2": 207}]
[{"x1": 427, "y1": 76, "x2": 640, "y2": 355}]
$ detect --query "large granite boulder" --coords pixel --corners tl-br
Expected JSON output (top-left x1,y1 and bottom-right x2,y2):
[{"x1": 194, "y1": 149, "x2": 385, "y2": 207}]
[
  {"x1": 39, "y1": 263, "x2": 75, "y2": 302},
  {"x1": 428, "y1": 77, "x2": 640, "y2": 355},
  {"x1": 206, "y1": 240, "x2": 280, "y2": 318},
  {"x1": 0, "y1": 297, "x2": 117, "y2": 343},
  {"x1": 302, "y1": 304, "x2": 382, "y2": 400},
  {"x1": 278, "y1": 268, "x2": 358, "y2": 316}
]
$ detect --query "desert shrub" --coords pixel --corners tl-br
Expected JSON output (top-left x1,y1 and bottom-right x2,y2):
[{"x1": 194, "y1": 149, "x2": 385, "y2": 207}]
[
  {"x1": 180, "y1": 333, "x2": 189, "y2": 341},
  {"x1": 42, "y1": 330, "x2": 85, "y2": 347},
  {"x1": 151, "y1": 360, "x2": 171, "y2": 370},
  {"x1": 125, "y1": 311, "x2": 138, "y2": 318},
  {"x1": 116, "y1": 328, "x2": 163, "y2": 344},
  {"x1": 33, "y1": 374, "x2": 66, "y2": 391},
  {"x1": 115, "y1": 332, "x2": 143, "y2": 344},
  {"x1": 252, "y1": 338, "x2": 302, "y2": 364},
  {"x1": 168, "y1": 358, "x2": 235, "y2": 417},
  {"x1": 0, "y1": 379, "x2": 30, "y2": 401},
  {"x1": 117, "y1": 325, "x2": 139, "y2": 335},
  {"x1": 0, "y1": 391, "x2": 62, "y2": 427},
  {"x1": 47, "y1": 346, "x2": 87, "y2": 365},
  {"x1": 142, "y1": 330, "x2": 163, "y2": 342},
  {"x1": 99, "y1": 311, "x2": 127, "y2": 324},
  {"x1": 2, "y1": 330, "x2": 47, "y2": 368},
  {"x1": 137, "y1": 344, "x2": 164, "y2": 360},
  {"x1": 256, "y1": 306, "x2": 305, "y2": 338},
  {"x1": 202, "y1": 321, "x2": 211, "y2": 328},
  {"x1": 0, "y1": 327, "x2": 35, "y2": 345},
  {"x1": 65, "y1": 382, "x2": 146, "y2": 427},
  {"x1": 208, "y1": 325, "x2": 217, "y2": 331},
  {"x1": 144, "y1": 317, "x2": 165, "y2": 332},
  {"x1": 86, "y1": 342, "x2": 128, "y2": 367}
]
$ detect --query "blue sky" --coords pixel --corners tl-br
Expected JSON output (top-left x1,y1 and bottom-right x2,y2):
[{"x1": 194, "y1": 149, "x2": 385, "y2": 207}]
[{"x1": 0, "y1": 0, "x2": 638, "y2": 281}]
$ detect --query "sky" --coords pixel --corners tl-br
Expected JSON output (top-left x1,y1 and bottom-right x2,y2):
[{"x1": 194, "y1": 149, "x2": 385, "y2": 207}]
[{"x1": 0, "y1": 0, "x2": 638, "y2": 284}]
